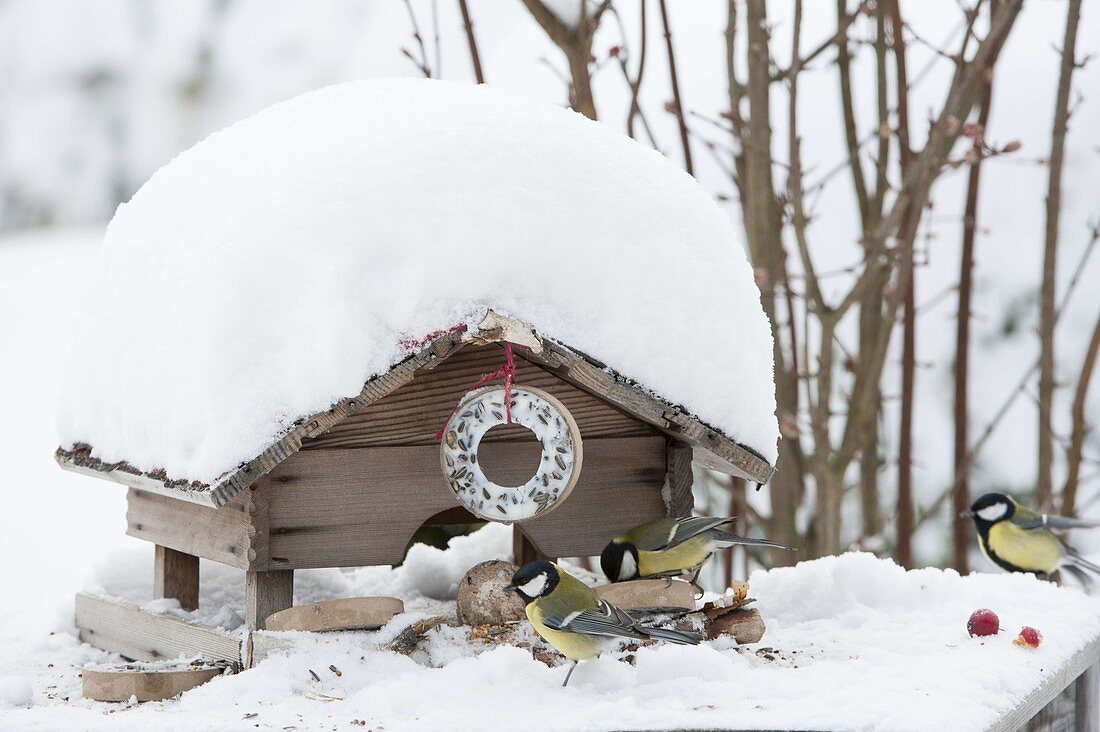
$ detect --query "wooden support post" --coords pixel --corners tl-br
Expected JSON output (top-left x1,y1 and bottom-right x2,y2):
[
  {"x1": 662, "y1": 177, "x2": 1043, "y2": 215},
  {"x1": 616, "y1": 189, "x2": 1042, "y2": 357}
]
[
  {"x1": 154, "y1": 545, "x2": 199, "y2": 612},
  {"x1": 513, "y1": 526, "x2": 549, "y2": 567},
  {"x1": 1075, "y1": 661, "x2": 1099, "y2": 731},
  {"x1": 664, "y1": 440, "x2": 694, "y2": 518},
  {"x1": 245, "y1": 570, "x2": 294, "y2": 630}
]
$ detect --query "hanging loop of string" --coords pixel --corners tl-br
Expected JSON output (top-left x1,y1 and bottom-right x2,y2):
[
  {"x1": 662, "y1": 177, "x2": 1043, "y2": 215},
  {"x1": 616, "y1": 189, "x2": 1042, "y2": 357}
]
[{"x1": 434, "y1": 342, "x2": 516, "y2": 442}]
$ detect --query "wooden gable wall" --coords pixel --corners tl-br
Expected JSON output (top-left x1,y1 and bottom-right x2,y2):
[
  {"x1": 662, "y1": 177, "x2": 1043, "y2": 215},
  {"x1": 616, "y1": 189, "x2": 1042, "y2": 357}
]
[
  {"x1": 300, "y1": 346, "x2": 658, "y2": 448},
  {"x1": 126, "y1": 345, "x2": 682, "y2": 570}
]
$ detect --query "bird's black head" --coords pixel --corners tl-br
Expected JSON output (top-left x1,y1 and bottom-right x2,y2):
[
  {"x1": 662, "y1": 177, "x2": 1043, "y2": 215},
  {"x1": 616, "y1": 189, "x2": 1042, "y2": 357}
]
[
  {"x1": 600, "y1": 539, "x2": 640, "y2": 583},
  {"x1": 505, "y1": 561, "x2": 560, "y2": 604},
  {"x1": 965, "y1": 492, "x2": 1016, "y2": 525}
]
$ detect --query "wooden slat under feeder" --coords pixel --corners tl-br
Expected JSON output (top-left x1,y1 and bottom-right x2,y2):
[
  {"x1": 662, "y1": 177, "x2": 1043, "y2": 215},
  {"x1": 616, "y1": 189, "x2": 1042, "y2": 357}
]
[
  {"x1": 82, "y1": 662, "x2": 223, "y2": 702},
  {"x1": 264, "y1": 597, "x2": 404, "y2": 632},
  {"x1": 74, "y1": 592, "x2": 242, "y2": 666}
]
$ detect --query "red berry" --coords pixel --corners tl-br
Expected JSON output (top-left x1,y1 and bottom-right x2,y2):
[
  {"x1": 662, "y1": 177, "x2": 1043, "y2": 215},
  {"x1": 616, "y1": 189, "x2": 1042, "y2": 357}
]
[
  {"x1": 1014, "y1": 626, "x2": 1042, "y2": 648},
  {"x1": 967, "y1": 609, "x2": 1000, "y2": 637}
]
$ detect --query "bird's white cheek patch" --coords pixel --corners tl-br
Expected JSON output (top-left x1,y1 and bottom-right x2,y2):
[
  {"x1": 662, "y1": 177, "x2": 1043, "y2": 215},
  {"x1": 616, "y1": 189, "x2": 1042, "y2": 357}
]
[
  {"x1": 519, "y1": 574, "x2": 548, "y2": 597},
  {"x1": 977, "y1": 504, "x2": 1008, "y2": 521},
  {"x1": 620, "y1": 552, "x2": 637, "y2": 579}
]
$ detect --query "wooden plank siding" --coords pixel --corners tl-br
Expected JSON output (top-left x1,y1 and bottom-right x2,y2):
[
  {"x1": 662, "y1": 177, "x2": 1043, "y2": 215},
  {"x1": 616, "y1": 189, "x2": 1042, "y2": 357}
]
[
  {"x1": 301, "y1": 345, "x2": 656, "y2": 449},
  {"x1": 261, "y1": 436, "x2": 667, "y2": 569},
  {"x1": 123, "y1": 340, "x2": 678, "y2": 570}
]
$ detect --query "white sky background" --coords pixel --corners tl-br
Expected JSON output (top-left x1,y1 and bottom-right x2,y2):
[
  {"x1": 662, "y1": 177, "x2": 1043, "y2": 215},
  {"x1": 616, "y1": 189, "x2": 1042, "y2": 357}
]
[{"x1": 0, "y1": 0, "x2": 1097, "y2": 571}]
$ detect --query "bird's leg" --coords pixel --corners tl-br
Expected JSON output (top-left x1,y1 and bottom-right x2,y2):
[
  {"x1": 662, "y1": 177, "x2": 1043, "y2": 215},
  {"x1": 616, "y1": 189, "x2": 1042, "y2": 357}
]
[
  {"x1": 562, "y1": 660, "x2": 579, "y2": 688},
  {"x1": 688, "y1": 567, "x2": 704, "y2": 598}
]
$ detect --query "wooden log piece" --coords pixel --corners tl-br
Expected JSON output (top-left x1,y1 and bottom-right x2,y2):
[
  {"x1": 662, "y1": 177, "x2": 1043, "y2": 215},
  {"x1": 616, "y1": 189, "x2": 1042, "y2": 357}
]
[
  {"x1": 702, "y1": 607, "x2": 766, "y2": 644},
  {"x1": 263, "y1": 597, "x2": 404, "y2": 633},
  {"x1": 595, "y1": 579, "x2": 696, "y2": 613},
  {"x1": 82, "y1": 662, "x2": 223, "y2": 702}
]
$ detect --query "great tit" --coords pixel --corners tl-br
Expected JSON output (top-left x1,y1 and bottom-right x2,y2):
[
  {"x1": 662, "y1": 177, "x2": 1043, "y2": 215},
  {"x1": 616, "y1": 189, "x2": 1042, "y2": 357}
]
[
  {"x1": 963, "y1": 492, "x2": 1100, "y2": 583},
  {"x1": 504, "y1": 560, "x2": 702, "y2": 686},
  {"x1": 600, "y1": 516, "x2": 795, "y2": 585}
]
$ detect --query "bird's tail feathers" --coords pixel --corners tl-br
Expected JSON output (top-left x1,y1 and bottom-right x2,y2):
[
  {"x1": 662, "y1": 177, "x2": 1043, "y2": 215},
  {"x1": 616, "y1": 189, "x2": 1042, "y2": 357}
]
[
  {"x1": 640, "y1": 626, "x2": 703, "y2": 645},
  {"x1": 1061, "y1": 562, "x2": 1094, "y2": 590},
  {"x1": 1065, "y1": 550, "x2": 1100, "y2": 576},
  {"x1": 711, "y1": 531, "x2": 797, "y2": 551}
]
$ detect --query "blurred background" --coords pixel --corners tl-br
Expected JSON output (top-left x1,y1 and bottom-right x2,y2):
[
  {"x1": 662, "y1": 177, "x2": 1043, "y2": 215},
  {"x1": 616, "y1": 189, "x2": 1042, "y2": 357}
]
[{"x1": 0, "y1": 1, "x2": 1097, "y2": 602}]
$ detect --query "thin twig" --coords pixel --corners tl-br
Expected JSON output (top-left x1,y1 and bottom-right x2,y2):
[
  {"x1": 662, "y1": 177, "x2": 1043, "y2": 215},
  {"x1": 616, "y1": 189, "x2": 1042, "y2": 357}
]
[
  {"x1": 657, "y1": 0, "x2": 693, "y2": 175},
  {"x1": 458, "y1": 0, "x2": 486, "y2": 83},
  {"x1": 772, "y1": 1, "x2": 871, "y2": 81},
  {"x1": 1062, "y1": 312, "x2": 1100, "y2": 516},
  {"x1": 1037, "y1": 0, "x2": 1083, "y2": 510},
  {"x1": 401, "y1": 0, "x2": 433, "y2": 78}
]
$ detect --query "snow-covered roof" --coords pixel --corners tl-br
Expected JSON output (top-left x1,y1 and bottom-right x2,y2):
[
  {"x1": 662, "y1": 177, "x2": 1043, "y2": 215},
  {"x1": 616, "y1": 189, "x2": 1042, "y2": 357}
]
[{"x1": 56, "y1": 79, "x2": 778, "y2": 500}]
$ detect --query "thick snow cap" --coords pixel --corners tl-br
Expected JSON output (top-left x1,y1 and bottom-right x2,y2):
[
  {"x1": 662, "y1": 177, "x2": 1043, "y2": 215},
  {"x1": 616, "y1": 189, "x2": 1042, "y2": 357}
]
[{"x1": 57, "y1": 79, "x2": 778, "y2": 485}]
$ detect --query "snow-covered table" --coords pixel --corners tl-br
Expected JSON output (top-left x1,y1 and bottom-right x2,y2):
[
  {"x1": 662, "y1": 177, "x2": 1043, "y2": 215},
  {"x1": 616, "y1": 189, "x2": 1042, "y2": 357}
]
[
  {"x1": 986, "y1": 639, "x2": 1098, "y2": 731},
  {"x1": 59, "y1": 536, "x2": 1100, "y2": 732}
]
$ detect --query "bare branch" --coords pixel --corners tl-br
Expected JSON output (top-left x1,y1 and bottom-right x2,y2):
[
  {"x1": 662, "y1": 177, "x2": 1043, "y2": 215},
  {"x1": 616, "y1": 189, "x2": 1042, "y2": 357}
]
[
  {"x1": 772, "y1": 1, "x2": 870, "y2": 81},
  {"x1": 521, "y1": 0, "x2": 602, "y2": 119},
  {"x1": 401, "y1": 0, "x2": 433, "y2": 78},
  {"x1": 457, "y1": 0, "x2": 486, "y2": 84},
  {"x1": 1038, "y1": 0, "x2": 1083, "y2": 510},
  {"x1": 1062, "y1": 311, "x2": 1100, "y2": 516},
  {"x1": 834, "y1": 0, "x2": 1024, "y2": 476},
  {"x1": 657, "y1": 0, "x2": 693, "y2": 175}
]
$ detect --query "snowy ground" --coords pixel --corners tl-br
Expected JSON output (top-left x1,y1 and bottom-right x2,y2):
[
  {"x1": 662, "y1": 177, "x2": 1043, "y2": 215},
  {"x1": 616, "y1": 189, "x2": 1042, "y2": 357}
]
[{"x1": 4, "y1": 232, "x2": 1100, "y2": 732}]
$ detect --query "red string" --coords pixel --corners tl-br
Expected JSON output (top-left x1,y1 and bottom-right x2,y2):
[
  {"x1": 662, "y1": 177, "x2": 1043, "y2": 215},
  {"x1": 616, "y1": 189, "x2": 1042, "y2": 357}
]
[
  {"x1": 434, "y1": 342, "x2": 516, "y2": 442},
  {"x1": 397, "y1": 323, "x2": 468, "y2": 351}
]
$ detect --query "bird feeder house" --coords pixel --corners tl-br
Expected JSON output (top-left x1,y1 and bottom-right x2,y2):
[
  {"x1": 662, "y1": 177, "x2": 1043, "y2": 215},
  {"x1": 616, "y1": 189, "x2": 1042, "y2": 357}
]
[{"x1": 54, "y1": 79, "x2": 779, "y2": 667}]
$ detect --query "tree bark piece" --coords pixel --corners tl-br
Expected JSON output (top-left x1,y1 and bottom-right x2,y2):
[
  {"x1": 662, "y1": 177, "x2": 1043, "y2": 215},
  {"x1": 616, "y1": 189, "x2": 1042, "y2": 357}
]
[
  {"x1": 245, "y1": 570, "x2": 293, "y2": 630},
  {"x1": 154, "y1": 545, "x2": 199, "y2": 612}
]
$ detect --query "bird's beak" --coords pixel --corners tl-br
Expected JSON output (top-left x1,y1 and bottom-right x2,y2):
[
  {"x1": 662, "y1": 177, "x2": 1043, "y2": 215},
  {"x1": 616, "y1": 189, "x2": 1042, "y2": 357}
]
[
  {"x1": 502, "y1": 583, "x2": 516, "y2": 591},
  {"x1": 959, "y1": 509, "x2": 975, "y2": 518}
]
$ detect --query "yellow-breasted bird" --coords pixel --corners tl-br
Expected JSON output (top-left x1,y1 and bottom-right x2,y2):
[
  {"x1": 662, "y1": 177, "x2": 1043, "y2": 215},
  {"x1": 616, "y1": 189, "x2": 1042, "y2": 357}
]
[
  {"x1": 963, "y1": 492, "x2": 1100, "y2": 583},
  {"x1": 600, "y1": 517, "x2": 795, "y2": 585},
  {"x1": 504, "y1": 561, "x2": 702, "y2": 686}
]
